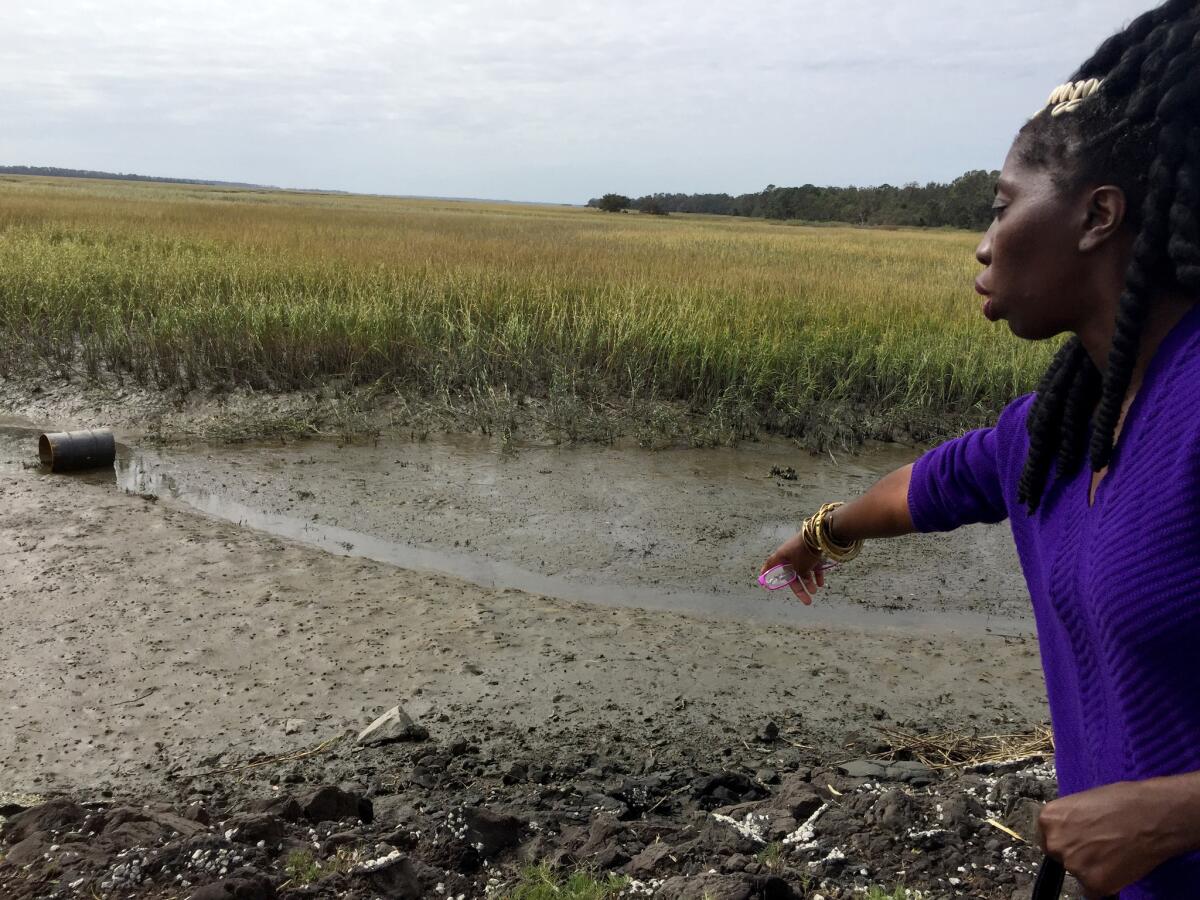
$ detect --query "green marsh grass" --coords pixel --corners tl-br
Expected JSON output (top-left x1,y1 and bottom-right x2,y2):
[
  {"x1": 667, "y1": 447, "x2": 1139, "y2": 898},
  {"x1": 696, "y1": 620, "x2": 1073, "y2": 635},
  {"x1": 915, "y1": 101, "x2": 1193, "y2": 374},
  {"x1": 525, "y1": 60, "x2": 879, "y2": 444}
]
[
  {"x1": 0, "y1": 176, "x2": 1055, "y2": 445},
  {"x1": 501, "y1": 863, "x2": 628, "y2": 899}
]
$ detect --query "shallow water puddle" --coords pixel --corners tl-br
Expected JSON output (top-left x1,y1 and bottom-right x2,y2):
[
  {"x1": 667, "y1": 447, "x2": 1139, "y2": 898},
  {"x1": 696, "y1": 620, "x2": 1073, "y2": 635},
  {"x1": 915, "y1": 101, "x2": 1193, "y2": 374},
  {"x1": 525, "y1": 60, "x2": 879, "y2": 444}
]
[
  {"x1": 2, "y1": 422, "x2": 1032, "y2": 634},
  {"x1": 121, "y1": 436, "x2": 1032, "y2": 635}
]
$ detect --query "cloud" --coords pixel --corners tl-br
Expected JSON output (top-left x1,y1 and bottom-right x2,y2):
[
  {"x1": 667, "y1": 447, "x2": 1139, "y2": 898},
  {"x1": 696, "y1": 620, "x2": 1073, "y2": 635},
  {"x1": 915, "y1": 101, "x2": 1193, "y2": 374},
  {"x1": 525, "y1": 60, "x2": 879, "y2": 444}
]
[{"x1": 0, "y1": 0, "x2": 1152, "y2": 200}]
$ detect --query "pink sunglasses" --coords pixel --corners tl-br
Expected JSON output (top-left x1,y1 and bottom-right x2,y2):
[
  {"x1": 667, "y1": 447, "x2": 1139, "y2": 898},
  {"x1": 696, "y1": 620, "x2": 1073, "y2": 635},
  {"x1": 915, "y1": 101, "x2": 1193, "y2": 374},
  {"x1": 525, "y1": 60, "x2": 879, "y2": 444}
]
[{"x1": 757, "y1": 561, "x2": 838, "y2": 592}]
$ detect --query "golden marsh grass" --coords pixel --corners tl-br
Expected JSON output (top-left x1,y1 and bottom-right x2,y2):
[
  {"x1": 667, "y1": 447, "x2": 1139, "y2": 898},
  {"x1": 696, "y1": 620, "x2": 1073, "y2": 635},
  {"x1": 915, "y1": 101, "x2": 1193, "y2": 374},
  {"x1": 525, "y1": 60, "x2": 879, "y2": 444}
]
[{"x1": 0, "y1": 176, "x2": 1054, "y2": 444}]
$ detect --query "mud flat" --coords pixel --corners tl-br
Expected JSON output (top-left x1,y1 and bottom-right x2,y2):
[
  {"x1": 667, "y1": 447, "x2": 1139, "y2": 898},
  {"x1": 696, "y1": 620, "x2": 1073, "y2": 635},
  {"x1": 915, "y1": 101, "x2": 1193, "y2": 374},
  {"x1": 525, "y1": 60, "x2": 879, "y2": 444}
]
[
  {"x1": 0, "y1": 419, "x2": 1056, "y2": 898},
  {"x1": 107, "y1": 431, "x2": 1032, "y2": 626}
]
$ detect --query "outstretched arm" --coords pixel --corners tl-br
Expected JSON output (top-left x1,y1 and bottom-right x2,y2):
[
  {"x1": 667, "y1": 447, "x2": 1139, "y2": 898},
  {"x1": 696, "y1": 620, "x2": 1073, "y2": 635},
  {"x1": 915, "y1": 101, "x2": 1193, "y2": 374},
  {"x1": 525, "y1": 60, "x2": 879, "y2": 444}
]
[
  {"x1": 760, "y1": 463, "x2": 915, "y2": 604},
  {"x1": 826, "y1": 462, "x2": 916, "y2": 541},
  {"x1": 763, "y1": 401, "x2": 1019, "y2": 605}
]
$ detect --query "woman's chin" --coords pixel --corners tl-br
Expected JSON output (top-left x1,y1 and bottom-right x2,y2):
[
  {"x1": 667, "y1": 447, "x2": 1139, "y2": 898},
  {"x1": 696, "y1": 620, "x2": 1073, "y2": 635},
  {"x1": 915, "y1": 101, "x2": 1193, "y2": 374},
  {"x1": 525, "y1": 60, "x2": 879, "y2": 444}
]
[{"x1": 1005, "y1": 317, "x2": 1060, "y2": 342}]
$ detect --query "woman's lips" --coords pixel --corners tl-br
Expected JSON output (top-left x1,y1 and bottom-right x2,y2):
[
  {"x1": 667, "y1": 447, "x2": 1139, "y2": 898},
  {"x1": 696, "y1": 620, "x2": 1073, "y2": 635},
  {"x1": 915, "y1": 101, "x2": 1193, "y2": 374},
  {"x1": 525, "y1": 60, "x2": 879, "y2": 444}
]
[{"x1": 974, "y1": 279, "x2": 998, "y2": 320}]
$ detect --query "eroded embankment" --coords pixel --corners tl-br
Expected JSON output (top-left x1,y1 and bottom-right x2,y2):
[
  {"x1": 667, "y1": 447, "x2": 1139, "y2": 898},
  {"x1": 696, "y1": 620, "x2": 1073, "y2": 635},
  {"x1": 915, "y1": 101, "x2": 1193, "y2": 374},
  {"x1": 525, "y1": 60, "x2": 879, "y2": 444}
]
[
  {"x1": 0, "y1": 416, "x2": 1052, "y2": 898},
  {"x1": 0, "y1": 424, "x2": 1044, "y2": 793}
]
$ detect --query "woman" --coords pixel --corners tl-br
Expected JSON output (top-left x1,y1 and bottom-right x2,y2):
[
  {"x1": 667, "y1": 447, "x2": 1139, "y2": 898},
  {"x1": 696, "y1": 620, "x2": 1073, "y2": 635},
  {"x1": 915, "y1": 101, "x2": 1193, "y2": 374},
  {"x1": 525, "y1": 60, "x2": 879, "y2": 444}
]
[{"x1": 761, "y1": 2, "x2": 1200, "y2": 897}]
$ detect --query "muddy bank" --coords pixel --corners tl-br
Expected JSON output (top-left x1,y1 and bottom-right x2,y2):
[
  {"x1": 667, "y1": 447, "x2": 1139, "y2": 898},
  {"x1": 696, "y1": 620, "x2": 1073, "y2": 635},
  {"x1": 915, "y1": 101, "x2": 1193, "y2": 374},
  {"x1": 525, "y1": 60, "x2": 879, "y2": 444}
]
[
  {"x1": 0, "y1": 370, "x2": 1033, "y2": 630},
  {"x1": 0, "y1": 425, "x2": 1044, "y2": 795},
  {"x1": 1, "y1": 748, "x2": 1066, "y2": 900},
  {"x1": 0, "y1": 401, "x2": 1056, "y2": 897},
  {"x1": 3, "y1": 418, "x2": 1031, "y2": 632}
]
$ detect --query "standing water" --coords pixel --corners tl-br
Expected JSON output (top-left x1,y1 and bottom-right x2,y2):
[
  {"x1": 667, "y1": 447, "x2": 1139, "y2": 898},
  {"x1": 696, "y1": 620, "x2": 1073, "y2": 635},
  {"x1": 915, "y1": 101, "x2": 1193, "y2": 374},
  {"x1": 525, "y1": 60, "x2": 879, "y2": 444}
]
[{"x1": 99, "y1": 431, "x2": 1031, "y2": 635}]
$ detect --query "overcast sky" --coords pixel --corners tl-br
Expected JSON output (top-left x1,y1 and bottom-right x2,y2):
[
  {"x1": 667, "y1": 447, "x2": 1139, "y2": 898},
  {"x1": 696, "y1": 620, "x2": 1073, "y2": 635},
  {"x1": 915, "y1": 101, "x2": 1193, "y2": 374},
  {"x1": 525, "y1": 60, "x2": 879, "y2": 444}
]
[{"x1": 2, "y1": 1, "x2": 1155, "y2": 203}]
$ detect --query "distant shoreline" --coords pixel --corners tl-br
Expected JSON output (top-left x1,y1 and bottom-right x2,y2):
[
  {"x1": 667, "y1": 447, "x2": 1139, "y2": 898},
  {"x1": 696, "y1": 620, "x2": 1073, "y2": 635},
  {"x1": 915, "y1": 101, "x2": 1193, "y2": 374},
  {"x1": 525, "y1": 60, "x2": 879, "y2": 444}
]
[
  {"x1": 0, "y1": 166, "x2": 578, "y2": 205},
  {"x1": 0, "y1": 164, "x2": 278, "y2": 190}
]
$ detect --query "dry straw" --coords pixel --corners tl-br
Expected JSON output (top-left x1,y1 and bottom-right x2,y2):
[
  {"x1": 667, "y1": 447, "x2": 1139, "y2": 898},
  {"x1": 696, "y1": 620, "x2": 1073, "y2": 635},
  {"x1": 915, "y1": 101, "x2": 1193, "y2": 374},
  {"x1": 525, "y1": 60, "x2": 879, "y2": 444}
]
[{"x1": 868, "y1": 724, "x2": 1055, "y2": 771}]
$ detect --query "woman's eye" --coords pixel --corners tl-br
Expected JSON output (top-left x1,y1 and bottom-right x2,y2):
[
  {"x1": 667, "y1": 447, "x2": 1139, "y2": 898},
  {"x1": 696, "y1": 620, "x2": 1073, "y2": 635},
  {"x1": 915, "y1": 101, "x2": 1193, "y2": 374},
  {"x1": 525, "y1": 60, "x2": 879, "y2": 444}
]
[{"x1": 991, "y1": 204, "x2": 1008, "y2": 218}]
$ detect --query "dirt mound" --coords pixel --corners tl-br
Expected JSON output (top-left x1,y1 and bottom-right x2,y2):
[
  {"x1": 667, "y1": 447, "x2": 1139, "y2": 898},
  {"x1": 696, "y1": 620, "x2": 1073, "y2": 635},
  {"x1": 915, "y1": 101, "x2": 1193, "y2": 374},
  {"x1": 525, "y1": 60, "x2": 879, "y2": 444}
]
[{"x1": 1, "y1": 732, "x2": 1059, "y2": 900}]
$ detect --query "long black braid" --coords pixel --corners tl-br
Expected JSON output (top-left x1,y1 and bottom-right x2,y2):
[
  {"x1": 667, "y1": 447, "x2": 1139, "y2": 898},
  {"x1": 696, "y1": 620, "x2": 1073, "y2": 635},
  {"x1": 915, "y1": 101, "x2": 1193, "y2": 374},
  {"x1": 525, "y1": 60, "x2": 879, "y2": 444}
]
[{"x1": 1014, "y1": 0, "x2": 1200, "y2": 514}]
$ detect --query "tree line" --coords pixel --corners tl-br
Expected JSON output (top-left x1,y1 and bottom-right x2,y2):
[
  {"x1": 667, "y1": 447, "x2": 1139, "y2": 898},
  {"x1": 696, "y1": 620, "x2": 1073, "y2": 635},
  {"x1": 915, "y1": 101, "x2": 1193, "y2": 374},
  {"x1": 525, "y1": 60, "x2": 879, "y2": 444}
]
[{"x1": 588, "y1": 169, "x2": 999, "y2": 230}]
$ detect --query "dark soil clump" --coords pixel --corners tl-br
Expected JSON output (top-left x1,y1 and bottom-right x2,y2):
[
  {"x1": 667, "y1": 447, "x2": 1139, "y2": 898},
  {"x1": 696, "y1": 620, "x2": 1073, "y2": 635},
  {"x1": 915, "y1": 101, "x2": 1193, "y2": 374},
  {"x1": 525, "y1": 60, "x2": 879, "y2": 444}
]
[{"x1": 1, "y1": 731, "x2": 1059, "y2": 899}]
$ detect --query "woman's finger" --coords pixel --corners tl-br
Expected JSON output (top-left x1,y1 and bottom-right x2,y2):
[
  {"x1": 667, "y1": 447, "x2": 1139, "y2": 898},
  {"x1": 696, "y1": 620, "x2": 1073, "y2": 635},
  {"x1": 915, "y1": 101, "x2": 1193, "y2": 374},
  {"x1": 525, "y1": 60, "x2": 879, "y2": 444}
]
[
  {"x1": 790, "y1": 579, "x2": 813, "y2": 605},
  {"x1": 761, "y1": 549, "x2": 790, "y2": 574}
]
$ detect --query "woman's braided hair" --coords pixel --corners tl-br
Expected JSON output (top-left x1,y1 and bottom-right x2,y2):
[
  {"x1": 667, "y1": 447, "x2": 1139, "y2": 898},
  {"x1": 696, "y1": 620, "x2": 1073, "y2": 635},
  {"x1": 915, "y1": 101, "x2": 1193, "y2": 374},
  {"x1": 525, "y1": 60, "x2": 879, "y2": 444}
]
[{"x1": 1014, "y1": 0, "x2": 1200, "y2": 514}]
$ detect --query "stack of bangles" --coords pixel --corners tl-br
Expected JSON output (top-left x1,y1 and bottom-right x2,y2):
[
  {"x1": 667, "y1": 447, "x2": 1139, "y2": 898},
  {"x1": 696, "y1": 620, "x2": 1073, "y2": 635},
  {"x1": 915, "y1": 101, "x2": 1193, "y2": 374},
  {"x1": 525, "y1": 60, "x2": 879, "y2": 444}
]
[{"x1": 801, "y1": 501, "x2": 864, "y2": 564}]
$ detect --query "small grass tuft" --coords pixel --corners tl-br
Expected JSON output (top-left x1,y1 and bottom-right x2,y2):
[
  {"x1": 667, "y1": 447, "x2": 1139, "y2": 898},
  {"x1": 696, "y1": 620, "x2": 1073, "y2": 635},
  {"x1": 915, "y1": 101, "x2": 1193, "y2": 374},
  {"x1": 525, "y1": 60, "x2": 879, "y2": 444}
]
[
  {"x1": 864, "y1": 886, "x2": 924, "y2": 900},
  {"x1": 501, "y1": 863, "x2": 628, "y2": 899},
  {"x1": 283, "y1": 847, "x2": 359, "y2": 887},
  {"x1": 283, "y1": 850, "x2": 322, "y2": 886},
  {"x1": 755, "y1": 840, "x2": 786, "y2": 873}
]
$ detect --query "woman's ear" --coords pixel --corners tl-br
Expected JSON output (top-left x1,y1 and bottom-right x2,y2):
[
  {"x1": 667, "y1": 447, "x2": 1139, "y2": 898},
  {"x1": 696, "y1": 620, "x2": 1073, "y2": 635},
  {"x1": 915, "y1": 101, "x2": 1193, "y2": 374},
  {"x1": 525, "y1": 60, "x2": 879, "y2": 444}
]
[{"x1": 1079, "y1": 184, "x2": 1127, "y2": 252}]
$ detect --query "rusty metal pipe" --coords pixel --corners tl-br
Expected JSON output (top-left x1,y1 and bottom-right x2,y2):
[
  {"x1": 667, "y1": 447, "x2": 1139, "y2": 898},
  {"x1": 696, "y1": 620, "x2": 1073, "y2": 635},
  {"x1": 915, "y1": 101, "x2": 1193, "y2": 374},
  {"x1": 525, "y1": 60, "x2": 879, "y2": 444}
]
[{"x1": 38, "y1": 429, "x2": 116, "y2": 472}]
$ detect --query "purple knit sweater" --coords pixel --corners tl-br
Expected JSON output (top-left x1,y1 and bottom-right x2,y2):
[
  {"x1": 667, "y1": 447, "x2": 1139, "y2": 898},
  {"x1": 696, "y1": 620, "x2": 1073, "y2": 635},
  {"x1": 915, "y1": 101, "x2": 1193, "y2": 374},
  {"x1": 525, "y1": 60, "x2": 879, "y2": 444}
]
[{"x1": 907, "y1": 303, "x2": 1200, "y2": 898}]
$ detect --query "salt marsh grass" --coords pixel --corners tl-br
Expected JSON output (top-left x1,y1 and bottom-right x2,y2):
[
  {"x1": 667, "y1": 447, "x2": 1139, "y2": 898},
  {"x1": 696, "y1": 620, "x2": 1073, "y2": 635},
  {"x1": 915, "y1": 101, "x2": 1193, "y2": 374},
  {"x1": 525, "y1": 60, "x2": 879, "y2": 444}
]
[{"x1": 0, "y1": 176, "x2": 1054, "y2": 444}]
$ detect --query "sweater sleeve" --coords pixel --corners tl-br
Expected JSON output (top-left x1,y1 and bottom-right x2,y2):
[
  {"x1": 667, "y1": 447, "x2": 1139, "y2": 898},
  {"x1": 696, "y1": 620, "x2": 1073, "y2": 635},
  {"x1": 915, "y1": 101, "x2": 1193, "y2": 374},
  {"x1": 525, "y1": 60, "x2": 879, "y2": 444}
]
[{"x1": 906, "y1": 394, "x2": 1032, "y2": 533}]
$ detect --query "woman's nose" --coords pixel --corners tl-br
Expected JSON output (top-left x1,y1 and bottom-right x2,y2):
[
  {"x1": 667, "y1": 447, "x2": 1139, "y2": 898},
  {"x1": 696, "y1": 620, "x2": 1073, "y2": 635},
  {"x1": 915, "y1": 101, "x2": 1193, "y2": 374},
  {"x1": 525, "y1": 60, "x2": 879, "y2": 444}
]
[{"x1": 975, "y1": 227, "x2": 993, "y2": 267}]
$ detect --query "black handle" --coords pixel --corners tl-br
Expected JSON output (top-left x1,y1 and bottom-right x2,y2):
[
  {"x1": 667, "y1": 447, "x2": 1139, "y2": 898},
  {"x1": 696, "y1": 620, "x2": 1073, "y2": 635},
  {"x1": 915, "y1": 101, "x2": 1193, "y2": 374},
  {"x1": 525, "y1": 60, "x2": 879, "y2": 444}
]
[
  {"x1": 1033, "y1": 856, "x2": 1119, "y2": 900},
  {"x1": 1033, "y1": 857, "x2": 1066, "y2": 899}
]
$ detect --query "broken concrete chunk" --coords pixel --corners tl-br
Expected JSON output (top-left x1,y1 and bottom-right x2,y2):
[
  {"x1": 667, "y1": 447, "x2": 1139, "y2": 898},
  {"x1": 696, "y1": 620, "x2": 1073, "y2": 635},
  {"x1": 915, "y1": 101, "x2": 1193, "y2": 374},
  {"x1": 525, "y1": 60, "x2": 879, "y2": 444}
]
[{"x1": 356, "y1": 705, "x2": 428, "y2": 745}]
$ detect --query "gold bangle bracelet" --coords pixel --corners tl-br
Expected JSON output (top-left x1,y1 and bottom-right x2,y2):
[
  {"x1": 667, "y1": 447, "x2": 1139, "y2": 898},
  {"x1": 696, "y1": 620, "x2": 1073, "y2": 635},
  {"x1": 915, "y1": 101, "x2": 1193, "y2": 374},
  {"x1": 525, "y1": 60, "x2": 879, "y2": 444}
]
[{"x1": 801, "y1": 502, "x2": 864, "y2": 564}]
